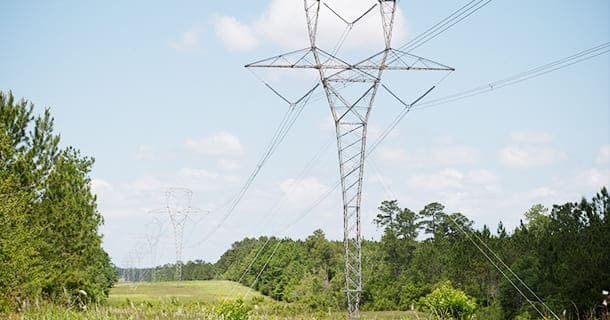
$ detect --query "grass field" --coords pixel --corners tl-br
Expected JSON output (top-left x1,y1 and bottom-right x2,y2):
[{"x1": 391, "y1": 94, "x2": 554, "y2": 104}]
[
  {"x1": 109, "y1": 280, "x2": 268, "y2": 305},
  {"x1": 17, "y1": 280, "x2": 427, "y2": 319}
]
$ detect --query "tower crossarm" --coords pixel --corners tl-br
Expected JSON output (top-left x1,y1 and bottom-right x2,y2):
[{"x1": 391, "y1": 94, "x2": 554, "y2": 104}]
[{"x1": 354, "y1": 48, "x2": 455, "y2": 71}]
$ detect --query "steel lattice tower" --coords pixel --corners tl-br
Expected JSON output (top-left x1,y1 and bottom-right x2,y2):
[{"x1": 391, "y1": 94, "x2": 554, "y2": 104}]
[
  {"x1": 247, "y1": 1, "x2": 453, "y2": 317},
  {"x1": 154, "y1": 187, "x2": 205, "y2": 287}
]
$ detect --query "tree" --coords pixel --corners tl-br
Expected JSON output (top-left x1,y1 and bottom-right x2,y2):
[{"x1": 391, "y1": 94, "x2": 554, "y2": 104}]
[
  {"x1": 374, "y1": 200, "x2": 419, "y2": 278},
  {"x1": 37, "y1": 147, "x2": 116, "y2": 303},
  {"x1": 368, "y1": 200, "x2": 422, "y2": 309},
  {"x1": 305, "y1": 229, "x2": 337, "y2": 285},
  {"x1": 542, "y1": 188, "x2": 610, "y2": 317},
  {"x1": 0, "y1": 161, "x2": 41, "y2": 311},
  {"x1": 419, "y1": 202, "x2": 445, "y2": 239},
  {"x1": 207, "y1": 192, "x2": 609, "y2": 317},
  {"x1": 0, "y1": 91, "x2": 115, "y2": 310}
]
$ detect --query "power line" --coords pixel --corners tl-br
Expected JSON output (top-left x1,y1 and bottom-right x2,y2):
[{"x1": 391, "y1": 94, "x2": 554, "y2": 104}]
[
  {"x1": 221, "y1": 139, "x2": 334, "y2": 302},
  {"x1": 244, "y1": 2, "x2": 454, "y2": 315},
  {"x1": 398, "y1": 0, "x2": 494, "y2": 52},
  {"x1": 218, "y1": 42, "x2": 607, "y2": 311},
  {"x1": 241, "y1": 42, "x2": 610, "y2": 252},
  {"x1": 244, "y1": 239, "x2": 283, "y2": 300},
  {"x1": 204, "y1": 2, "x2": 603, "y2": 311},
  {"x1": 190, "y1": 84, "x2": 320, "y2": 248},
  {"x1": 443, "y1": 213, "x2": 560, "y2": 319},
  {"x1": 148, "y1": 187, "x2": 207, "y2": 286},
  {"x1": 414, "y1": 42, "x2": 610, "y2": 110},
  {"x1": 186, "y1": 0, "x2": 524, "y2": 247}
]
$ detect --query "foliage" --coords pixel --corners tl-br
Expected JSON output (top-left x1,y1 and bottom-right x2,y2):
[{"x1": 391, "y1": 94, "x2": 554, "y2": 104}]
[
  {"x1": 419, "y1": 281, "x2": 477, "y2": 320},
  {"x1": 0, "y1": 91, "x2": 115, "y2": 312},
  {"x1": 204, "y1": 189, "x2": 609, "y2": 318},
  {"x1": 16, "y1": 296, "x2": 427, "y2": 319},
  {"x1": 214, "y1": 298, "x2": 252, "y2": 320},
  {"x1": 115, "y1": 188, "x2": 609, "y2": 318},
  {"x1": 16, "y1": 188, "x2": 608, "y2": 318},
  {"x1": 117, "y1": 260, "x2": 217, "y2": 282}
]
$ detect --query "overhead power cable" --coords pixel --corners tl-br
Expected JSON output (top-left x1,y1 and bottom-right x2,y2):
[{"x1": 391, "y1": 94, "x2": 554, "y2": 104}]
[
  {"x1": 300, "y1": 0, "x2": 492, "y2": 115},
  {"x1": 222, "y1": 42, "x2": 610, "y2": 273},
  {"x1": 244, "y1": 239, "x2": 283, "y2": 299},
  {"x1": 190, "y1": 82, "x2": 320, "y2": 248},
  {"x1": 443, "y1": 213, "x2": 560, "y2": 319},
  {"x1": 414, "y1": 42, "x2": 610, "y2": 110},
  {"x1": 221, "y1": 139, "x2": 333, "y2": 301},
  {"x1": 398, "y1": 0, "x2": 494, "y2": 52},
  {"x1": 247, "y1": 42, "x2": 610, "y2": 251}
]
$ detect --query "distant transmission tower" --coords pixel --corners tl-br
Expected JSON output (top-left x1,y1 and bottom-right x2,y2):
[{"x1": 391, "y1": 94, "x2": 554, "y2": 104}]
[
  {"x1": 151, "y1": 187, "x2": 206, "y2": 287},
  {"x1": 246, "y1": 1, "x2": 453, "y2": 317},
  {"x1": 143, "y1": 217, "x2": 164, "y2": 282}
]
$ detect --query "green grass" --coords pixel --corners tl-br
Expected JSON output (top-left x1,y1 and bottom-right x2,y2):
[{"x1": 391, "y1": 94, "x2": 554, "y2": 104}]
[
  {"x1": 17, "y1": 280, "x2": 427, "y2": 319},
  {"x1": 109, "y1": 280, "x2": 267, "y2": 305}
]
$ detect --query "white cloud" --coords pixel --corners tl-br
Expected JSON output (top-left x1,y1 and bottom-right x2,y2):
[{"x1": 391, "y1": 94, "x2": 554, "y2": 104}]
[
  {"x1": 500, "y1": 146, "x2": 566, "y2": 168},
  {"x1": 574, "y1": 168, "x2": 610, "y2": 188},
  {"x1": 170, "y1": 27, "x2": 204, "y2": 52},
  {"x1": 255, "y1": 0, "x2": 406, "y2": 50},
  {"x1": 500, "y1": 130, "x2": 566, "y2": 168},
  {"x1": 376, "y1": 144, "x2": 479, "y2": 167},
  {"x1": 408, "y1": 168, "x2": 498, "y2": 191},
  {"x1": 184, "y1": 131, "x2": 244, "y2": 157},
  {"x1": 399, "y1": 168, "x2": 502, "y2": 224},
  {"x1": 212, "y1": 0, "x2": 407, "y2": 52},
  {"x1": 130, "y1": 175, "x2": 166, "y2": 194},
  {"x1": 408, "y1": 169, "x2": 465, "y2": 190},
  {"x1": 94, "y1": 168, "x2": 242, "y2": 221},
  {"x1": 467, "y1": 169, "x2": 499, "y2": 185},
  {"x1": 525, "y1": 187, "x2": 558, "y2": 201},
  {"x1": 597, "y1": 144, "x2": 610, "y2": 164},
  {"x1": 178, "y1": 168, "x2": 219, "y2": 181},
  {"x1": 178, "y1": 167, "x2": 241, "y2": 187},
  {"x1": 217, "y1": 158, "x2": 241, "y2": 171},
  {"x1": 377, "y1": 146, "x2": 408, "y2": 163},
  {"x1": 510, "y1": 131, "x2": 554, "y2": 144},
  {"x1": 92, "y1": 178, "x2": 114, "y2": 195},
  {"x1": 251, "y1": 0, "x2": 308, "y2": 49},
  {"x1": 430, "y1": 145, "x2": 479, "y2": 166},
  {"x1": 94, "y1": 175, "x2": 165, "y2": 220},
  {"x1": 135, "y1": 145, "x2": 155, "y2": 161},
  {"x1": 279, "y1": 176, "x2": 329, "y2": 205},
  {"x1": 212, "y1": 16, "x2": 259, "y2": 51}
]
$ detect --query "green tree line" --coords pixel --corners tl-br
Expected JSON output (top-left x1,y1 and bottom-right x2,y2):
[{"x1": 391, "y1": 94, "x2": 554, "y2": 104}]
[
  {"x1": 130, "y1": 188, "x2": 609, "y2": 319},
  {"x1": 0, "y1": 91, "x2": 116, "y2": 312},
  {"x1": 117, "y1": 260, "x2": 217, "y2": 282}
]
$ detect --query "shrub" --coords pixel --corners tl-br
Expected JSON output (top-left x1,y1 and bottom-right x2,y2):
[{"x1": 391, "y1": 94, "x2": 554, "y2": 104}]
[
  {"x1": 214, "y1": 298, "x2": 252, "y2": 320},
  {"x1": 419, "y1": 281, "x2": 477, "y2": 320}
]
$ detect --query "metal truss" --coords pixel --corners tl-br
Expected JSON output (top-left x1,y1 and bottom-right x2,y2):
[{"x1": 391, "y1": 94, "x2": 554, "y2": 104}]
[
  {"x1": 143, "y1": 217, "x2": 164, "y2": 282},
  {"x1": 246, "y1": 1, "x2": 453, "y2": 317},
  {"x1": 151, "y1": 187, "x2": 206, "y2": 287}
]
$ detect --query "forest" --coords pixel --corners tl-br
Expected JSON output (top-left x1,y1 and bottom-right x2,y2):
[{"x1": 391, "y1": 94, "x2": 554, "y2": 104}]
[
  {"x1": 2, "y1": 90, "x2": 609, "y2": 319},
  {"x1": 121, "y1": 191, "x2": 610, "y2": 319}
]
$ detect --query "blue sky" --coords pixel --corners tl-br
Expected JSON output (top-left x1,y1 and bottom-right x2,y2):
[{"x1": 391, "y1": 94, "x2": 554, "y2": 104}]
[{"x1": 1, "y1": 0, "x2": 608, "y2": 268}]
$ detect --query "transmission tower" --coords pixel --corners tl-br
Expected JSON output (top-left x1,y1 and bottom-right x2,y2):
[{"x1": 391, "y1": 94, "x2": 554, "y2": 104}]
[
  {"x1": 143, "y1": 217, "x2": 164, "y2": 282},
  {"x1": 246, "y1": 1, "x2": 453, "y2": 317},
  {"x1": 151, "y1": 187, "x2": 206, "y2": 287}
]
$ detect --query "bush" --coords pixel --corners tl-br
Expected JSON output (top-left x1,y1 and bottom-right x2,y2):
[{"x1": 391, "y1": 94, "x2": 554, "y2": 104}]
[
  {"x1": 214, "y1": 298, "x2": 252, "y2": 320},
  {"x1": 419, "y1": 281, "x2": 477, "y2": 320}
]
